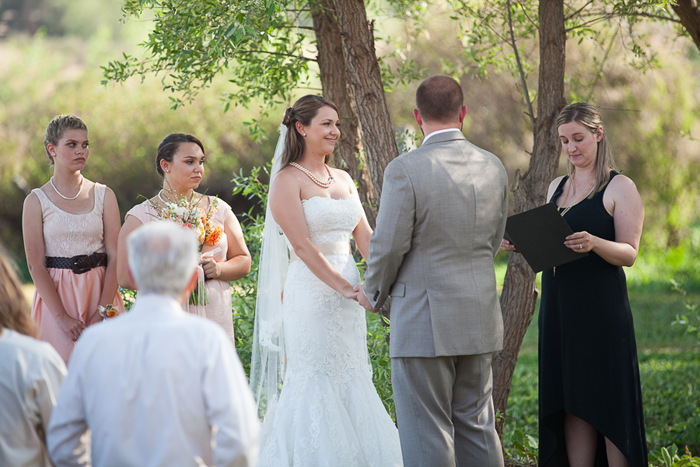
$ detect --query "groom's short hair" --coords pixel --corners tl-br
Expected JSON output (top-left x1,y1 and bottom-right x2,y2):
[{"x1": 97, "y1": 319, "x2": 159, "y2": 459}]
[{"x1": 416, "y1": 75, "x2": 464, "y2": 124}]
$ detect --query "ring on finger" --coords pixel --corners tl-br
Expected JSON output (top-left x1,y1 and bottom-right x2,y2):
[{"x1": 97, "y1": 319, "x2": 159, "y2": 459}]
[{"x1": 579, "y1": 243, "x2": 583, "y2": 250}]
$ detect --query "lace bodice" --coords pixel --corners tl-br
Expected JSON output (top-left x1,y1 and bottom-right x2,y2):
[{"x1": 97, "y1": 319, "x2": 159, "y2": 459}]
[
  {"x1": 33, "y1": 184, "x2": 106, "y2": 257},
  {"x1": 293, "y1": 196, "x2": 363, "y2": 245}
]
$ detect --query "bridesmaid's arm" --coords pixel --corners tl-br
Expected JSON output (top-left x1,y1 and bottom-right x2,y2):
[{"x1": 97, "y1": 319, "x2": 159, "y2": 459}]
[
  {"x1": 116, "y1": 215, "x2": 143, "y2": 290},
  {"x1": 201, "y1": 210, "x2": 252, "y2": 282},
  {"x1": 22, "y1": 192, "x2": 86, "y2": 340},
  {"x1": 89, "y1": 188, "x2": 122, "y2": 324}
]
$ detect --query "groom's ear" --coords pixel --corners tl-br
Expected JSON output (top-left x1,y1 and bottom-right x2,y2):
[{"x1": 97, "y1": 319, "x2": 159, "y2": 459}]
[
  {"x1": 413, "y1": 109, "x2": 423, "y2": 126},
  {"x1": 458, "y1": 105, "x2": 467, "y2": 123}
]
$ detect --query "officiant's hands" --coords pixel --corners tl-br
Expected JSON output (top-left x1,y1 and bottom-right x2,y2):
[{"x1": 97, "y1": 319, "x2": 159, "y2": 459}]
[{"x1": 354, "y1": 283, "x2": 376, "y2": 313}]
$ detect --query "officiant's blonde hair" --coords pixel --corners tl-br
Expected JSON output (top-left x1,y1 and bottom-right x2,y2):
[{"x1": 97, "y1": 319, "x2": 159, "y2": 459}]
[
  {"x1": 557, "y1": 102, "x2": 617, "y2": 198},
  {"x1": 281, "y1": 95, "x2": 338, "y2": 168}
]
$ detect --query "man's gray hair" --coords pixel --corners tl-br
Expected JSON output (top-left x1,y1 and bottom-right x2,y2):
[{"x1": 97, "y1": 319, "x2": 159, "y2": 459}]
[{"x1": 127, "y1": 221, "x2": 199, "y2": 298}]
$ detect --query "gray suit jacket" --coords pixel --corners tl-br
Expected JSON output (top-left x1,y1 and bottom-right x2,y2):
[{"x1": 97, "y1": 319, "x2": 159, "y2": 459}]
[{"x1": 364, "y1": 130, "x2": 509, "y2": 358}]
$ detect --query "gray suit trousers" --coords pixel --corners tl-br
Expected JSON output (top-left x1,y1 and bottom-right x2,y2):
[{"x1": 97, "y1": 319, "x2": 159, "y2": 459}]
[{"x1": 391, "y1": 353, "x2": 504, "y2": 467}]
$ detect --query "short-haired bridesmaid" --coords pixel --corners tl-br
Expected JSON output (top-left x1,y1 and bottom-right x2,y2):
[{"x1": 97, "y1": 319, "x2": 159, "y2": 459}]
[{"x1": 22, "y1": 114, "x2": 124, "y2": 363}]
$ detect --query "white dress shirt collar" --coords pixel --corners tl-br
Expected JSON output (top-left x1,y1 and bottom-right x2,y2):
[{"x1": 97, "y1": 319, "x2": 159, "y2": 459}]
[{"x1": 422, "y1": 127, "x2": 462, "y2": 145}]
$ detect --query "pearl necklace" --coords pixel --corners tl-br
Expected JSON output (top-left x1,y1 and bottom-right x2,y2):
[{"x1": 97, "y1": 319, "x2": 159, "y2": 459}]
[
  {"x1": 158, "y1": 190, "x2": 173, "y2": 204},
  {"x1": 50, "y1": 175, "x2": 84, "y2": 201},
  {"x1": 290, "y1": 162, "x2": 335, "y2": 188}
]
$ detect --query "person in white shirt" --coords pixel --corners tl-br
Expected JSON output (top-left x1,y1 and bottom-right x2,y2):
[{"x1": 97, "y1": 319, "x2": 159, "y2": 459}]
[
  {"x1": 0, "y1": 246, "x2": 67, "y2": 467},
  {"x1": 46, "y1": 221, "x2": 260, "y2": 467}
]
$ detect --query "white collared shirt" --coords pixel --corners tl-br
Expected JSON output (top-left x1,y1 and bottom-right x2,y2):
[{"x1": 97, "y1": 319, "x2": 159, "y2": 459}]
[
  {"x1": 0, "y1": 329, "x2": 66, "y2": 467},
  {"x1": 47, "y1": 294, "x2": 260, "y2": 467},
  {"x1": 422, "y1": 128, "x2": 462, "y2": 145}
]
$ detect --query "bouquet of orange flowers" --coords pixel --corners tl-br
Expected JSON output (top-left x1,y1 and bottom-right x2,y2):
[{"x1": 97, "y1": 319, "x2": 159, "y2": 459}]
[{"x1": 148, "y1": 188, "x2": 224, "y2": 306}]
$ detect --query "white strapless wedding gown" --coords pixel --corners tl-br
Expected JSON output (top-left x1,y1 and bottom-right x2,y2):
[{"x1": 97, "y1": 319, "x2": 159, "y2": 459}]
[{"x1": 258, "y1": 196, "x2": 403, "y2": 467}]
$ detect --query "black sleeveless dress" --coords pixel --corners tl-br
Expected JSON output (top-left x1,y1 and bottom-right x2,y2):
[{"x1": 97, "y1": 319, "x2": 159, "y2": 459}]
[{"x1": 538, "y1": 172, "x2": 648, "y2": 466}]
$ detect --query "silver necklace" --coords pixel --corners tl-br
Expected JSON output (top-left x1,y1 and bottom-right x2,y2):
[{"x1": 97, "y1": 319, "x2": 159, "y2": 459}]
[
  {"x1": 290, "y1": 162, "x2": 335, "y2": 188},
  {"x1": 50, "y1": 175, "x2": 84, "y2": 201}
]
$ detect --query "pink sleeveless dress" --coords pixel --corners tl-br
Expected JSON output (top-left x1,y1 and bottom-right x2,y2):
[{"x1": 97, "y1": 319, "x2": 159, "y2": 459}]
[
  {"x1": 126, "y1": 197, "x2": 235, "y2": 342},
  {"x1": 31, "y1": 183, "x2": 125, "y2": 364}
]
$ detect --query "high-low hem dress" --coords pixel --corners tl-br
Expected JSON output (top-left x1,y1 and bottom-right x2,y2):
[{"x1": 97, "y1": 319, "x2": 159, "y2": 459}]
[{"x1": 538, "y1": 171, "x2": 648, "y2": 467}]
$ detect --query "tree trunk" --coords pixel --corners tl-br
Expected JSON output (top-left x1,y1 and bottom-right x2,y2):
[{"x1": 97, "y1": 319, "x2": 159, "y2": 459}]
[
  {"x1": 671, "y1": 0, "x2": 700, "y2": 50},
  {"x1": 493, "y1": 0, "x2": 567, "y2": 436},
  {"x1": 330, "y1": 0, "x2": 399, "y2": 204},
  {"x1": 310, "y1": 0, "x2": 377, "y2": 226}
]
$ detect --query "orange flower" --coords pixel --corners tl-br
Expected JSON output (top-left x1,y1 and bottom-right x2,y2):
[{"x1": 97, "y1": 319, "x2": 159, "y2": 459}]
[
  {"x1": 206, "y1": 225, "x2": 224, "y2": 246},
  {"x1": 105, "y1": 308, "x2": 118, "y2": 318},
  {"x1": 182, "y1": 222, "x2": 193, "y2": 229}
]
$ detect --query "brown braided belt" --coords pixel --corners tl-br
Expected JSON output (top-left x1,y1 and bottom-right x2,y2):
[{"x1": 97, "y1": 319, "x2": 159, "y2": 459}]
[{"x1": 45, "y1": 252, "x2": 107, "y2": 274}]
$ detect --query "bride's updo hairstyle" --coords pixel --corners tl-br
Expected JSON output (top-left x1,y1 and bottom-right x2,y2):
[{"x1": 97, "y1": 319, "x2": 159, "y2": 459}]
[
  {"x1": 557, "y1": 102, "x2": 617, "y2": 198},
  {"x1": 155, "y1": 133, "x2": 205, "y2": 176},
  {"x1": 281, "y1": 95, "x2": 338, "y2": 168}
]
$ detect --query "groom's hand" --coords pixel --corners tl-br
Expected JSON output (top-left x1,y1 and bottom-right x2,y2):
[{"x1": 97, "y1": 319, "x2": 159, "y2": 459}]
[{"x1": 355, "y1": 284, "x2": 376, "y2": 313}]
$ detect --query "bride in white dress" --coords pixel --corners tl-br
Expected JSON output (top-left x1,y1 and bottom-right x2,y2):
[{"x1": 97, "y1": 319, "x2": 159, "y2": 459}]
[{"x1": 250, "y1": 95, "x2": 403, "y2": 466}]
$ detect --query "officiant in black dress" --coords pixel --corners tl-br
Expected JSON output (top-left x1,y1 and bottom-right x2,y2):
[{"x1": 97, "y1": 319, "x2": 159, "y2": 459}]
[{"x1": 502, "y1": 102, "x2": 647, "y2": 467}]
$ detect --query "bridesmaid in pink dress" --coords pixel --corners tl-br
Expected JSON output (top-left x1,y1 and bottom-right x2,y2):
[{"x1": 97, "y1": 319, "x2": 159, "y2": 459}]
[
  {"x1": 22, "y1": 115, "x2": 124, "y2": 364},
  {"x1": 117, "y1": 133, "x2": 251, "y2": 342}
]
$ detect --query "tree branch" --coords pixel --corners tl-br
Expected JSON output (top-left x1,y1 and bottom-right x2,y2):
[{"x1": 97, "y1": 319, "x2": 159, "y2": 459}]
[
  {"x1": 507, "y1": 0, "x2": 536, "y2": 130},
  {"x1": 585, "y1": 27, "x2": 618, "y2": 101},
  {"x1": 516, "y1": 0, "x2": 539, "y2": 29},
  {"x1": 239, "y1": 50, "x2": 317, "y2": 61},
  {"x1": 567, "y1": 11, "x2": 680, "y2": 32},
  {"x1": 565, "y1": 0, "x2": 595, "y2": 22}
]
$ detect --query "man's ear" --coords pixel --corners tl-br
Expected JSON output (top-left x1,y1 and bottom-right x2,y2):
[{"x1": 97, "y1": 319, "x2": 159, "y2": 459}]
[
  {"x1": 413, "y1": 109, "x2": 423, "y2": 126},
  {"x1": 458, "y1": 105, "x2": 467, "y2": 123}
]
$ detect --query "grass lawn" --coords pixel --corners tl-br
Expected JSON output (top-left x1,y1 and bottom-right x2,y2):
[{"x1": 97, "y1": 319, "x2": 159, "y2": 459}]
[{"x1": 499, "y1": 258, "x2": 700, "y2": 463}]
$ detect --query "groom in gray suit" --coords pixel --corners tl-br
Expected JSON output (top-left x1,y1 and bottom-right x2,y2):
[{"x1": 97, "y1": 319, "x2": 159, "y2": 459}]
[{"x1": 357, "y1": 75, "x2": 508, "y2": 466}]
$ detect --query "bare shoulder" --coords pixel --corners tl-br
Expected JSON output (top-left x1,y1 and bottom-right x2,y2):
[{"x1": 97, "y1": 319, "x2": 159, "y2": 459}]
[
  {"x1": 270, "y1": 166, "x2": 302, "y2": 195},
  {"x1": 607, "y1": 174, "x2": 638, "y2": 193},
  {"x1": 103, "y1": 185, "x2": 118, "y2": 201},
  {"x1": 23, "y1": 190, "x2": 40, "y2": 210},
  {"x1": 546, "y1": 175, "x2": 566, "y2": 199}
]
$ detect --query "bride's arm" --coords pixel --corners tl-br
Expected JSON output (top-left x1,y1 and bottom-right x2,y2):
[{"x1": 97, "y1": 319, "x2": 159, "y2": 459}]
[{"x1": 270, "y1": 170, "x2": 358, "y2": 301}]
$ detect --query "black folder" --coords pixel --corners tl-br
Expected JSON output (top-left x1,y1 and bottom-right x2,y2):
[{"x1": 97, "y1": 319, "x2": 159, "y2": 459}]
[{"x1": 504, "y1": 203, "x2": 587, "y2": 273}]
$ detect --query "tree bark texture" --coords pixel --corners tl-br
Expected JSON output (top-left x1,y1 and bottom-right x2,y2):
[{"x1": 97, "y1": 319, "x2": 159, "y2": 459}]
[
  {"x1": 310, "y1": 0, "x2": 377, "y2": 227},
  {"x1": 672, "y1": 0, "x2": 700, "y2": 51},
  {"x1": 493, "y1": 0, "x2": 567, "y2": 436},
  {"x1": 330, "y1": 0, "x2": 399, "y2": 205}
]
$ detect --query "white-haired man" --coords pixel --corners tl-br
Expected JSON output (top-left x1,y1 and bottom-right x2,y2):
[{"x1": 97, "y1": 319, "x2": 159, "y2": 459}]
[{"x1": 47, "y1": 221, "x2": 260, "y2": 467}]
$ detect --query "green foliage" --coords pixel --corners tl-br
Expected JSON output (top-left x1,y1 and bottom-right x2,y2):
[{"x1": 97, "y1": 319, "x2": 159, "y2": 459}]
[
  {"x1": 650, "y1": 445, "x2": 700, "y2": 467},
  {"x1": 230, "y1": 164, "x2": 270, "y2": 375},
  {"x1": 103, "y1": 0, "x2": 312, "y2": 138},
  {"x1": 671, "y1": 280, "x2": 700, "y2": 341}
]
